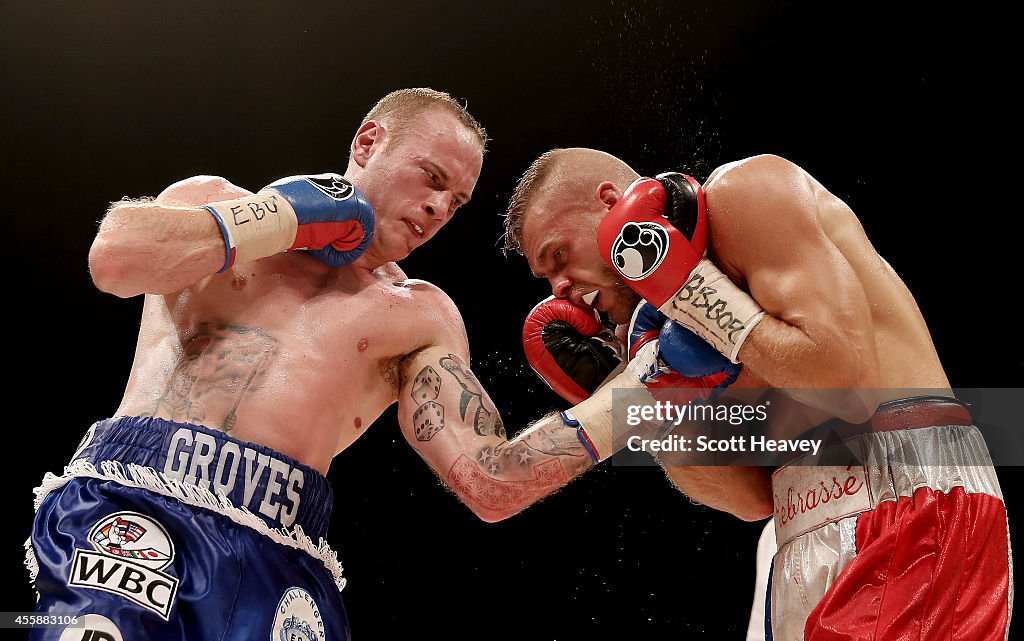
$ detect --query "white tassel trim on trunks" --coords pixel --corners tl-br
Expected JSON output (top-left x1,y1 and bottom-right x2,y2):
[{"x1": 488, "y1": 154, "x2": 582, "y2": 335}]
[
  {"x1": 23, "y1": 536, "x2": 39, "y2": 602},
  {"x1": 28, "y1": 458, "x2": 346, "y2": 592}
]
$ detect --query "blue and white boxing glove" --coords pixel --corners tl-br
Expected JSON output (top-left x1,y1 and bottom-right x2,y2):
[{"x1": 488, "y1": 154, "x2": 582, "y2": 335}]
[
  {"x1": 204, "y1": 173, "x2": 375, "y2": 271},
  {"x1": 629, "y1": 302, "x2": 741, "y2": 391}
]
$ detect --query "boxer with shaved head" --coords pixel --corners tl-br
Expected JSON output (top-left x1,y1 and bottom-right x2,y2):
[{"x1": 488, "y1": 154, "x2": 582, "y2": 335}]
[
  {"x1": 508, "y1": 148, "x2": 1012, "y2": 640},
  {"x1": 28, "y1": 94, "x2": 665, "y2": 640}
]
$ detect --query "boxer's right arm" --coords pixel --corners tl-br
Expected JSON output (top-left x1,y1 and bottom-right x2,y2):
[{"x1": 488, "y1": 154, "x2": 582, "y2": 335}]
[
  {"x1": 90, "y1": 173, "x2": 374, "y2": 297},
  {"x1": 600, "y1": 161, "x2": 882, "y2": 422},
  {"x1": 659, "y1": 465, "x2": 773, "y2": 522},
  {"x1": 89, "y1": 175, "x2": 251, "y2": 297},
  {"x1": 629, "y1": 304, "x2": 772, "y2": 521}
]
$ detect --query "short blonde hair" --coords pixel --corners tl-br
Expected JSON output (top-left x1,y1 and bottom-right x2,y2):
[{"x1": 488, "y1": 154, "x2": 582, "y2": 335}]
[
  {"x1": 503, "y1": 149, "x2": 566, "y2": 255},
  {"x1": 361, "y1": 88, "x2": 487, "y2": 151},
  {"x1": 504, "y1": 148, "x2": 637, "y2": 256}
]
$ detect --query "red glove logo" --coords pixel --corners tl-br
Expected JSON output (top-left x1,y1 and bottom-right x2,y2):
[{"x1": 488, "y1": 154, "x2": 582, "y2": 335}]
[
  {"x1": 610, "y1": 221, "x2": 670, "y2": 280},
  {"x1": 597, "y1": 174, "x2": 708, "y2": 308}
]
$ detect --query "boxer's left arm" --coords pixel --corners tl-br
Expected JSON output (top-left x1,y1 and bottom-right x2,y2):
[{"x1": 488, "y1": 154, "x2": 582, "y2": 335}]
[
  {"x1": 703, "y1": 155, "x2": 882, "y2": 421},
  {"x1": 397, "y1": 289, "x2": 600, "y2": 522}
]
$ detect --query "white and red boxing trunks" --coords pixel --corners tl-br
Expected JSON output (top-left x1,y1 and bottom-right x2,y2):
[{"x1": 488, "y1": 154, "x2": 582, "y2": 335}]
[{"x1": 768, "y1": 396, "x2": 1012, "y2": 641}]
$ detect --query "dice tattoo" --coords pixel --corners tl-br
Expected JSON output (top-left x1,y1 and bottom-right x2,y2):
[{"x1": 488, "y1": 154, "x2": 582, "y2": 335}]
[
  {"x1": 413, "y1": 401, "x2": 445, "y2": 441},
  {"x1": 411, "y1": 365, "x2": 444, "y2": 441},
  {"x1": 411, "y1": 366, "x2": 442, "y2": 404},
  {"x1": 409, "y1": 357, "x2": 503, "y2": 442}
]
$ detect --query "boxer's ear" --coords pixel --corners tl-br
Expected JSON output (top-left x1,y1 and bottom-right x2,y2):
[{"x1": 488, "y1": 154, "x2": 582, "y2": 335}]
[
  {"x1": 351, "y1": 120, "x2": 386, "y2": 168},
  {"x1": 596, "y1": 181, "x2": 622, "y2": 209}
]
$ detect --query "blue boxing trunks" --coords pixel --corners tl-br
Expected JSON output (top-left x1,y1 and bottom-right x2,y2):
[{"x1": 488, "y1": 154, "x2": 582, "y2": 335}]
[{"x1": 26, "y1": 416, "x2": 349, "y2": 640}]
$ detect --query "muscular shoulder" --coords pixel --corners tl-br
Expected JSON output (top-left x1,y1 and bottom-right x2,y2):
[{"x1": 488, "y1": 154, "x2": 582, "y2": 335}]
[
  {"x1": 395, "y1": 278, "x2": 469, "y2": 353},
  {"x1": 703, "y1": 155, "x2": 822, "y2": 271},
  {"x1": 156, "y1": 175, "x2": 253, "y2": 206},
  {"x1": 705, "y1": 154, "x2": 811, "y2": 213},
  {"x1": 382, "y1": 278, "x2": 470, "y2": 392}
]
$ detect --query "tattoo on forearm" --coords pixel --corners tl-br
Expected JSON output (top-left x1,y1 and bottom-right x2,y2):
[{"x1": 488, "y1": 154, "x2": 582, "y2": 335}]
[
  {"x1": 475, "y1": 417, "x2": 588, "y2": 481},
  {"x1": 153, "y1": 323, "x2": 277, "y2": 431},
  {"x1": 519, "y1": 422, "x2": 587, "y2": 458},
  {"x1": 447, "y1": 454, "x2": 568, "y2": 515},
  {"x1": 477, "y1": 440, "x2": 548, "y2": 476},
  {"x1": 438, "y1": 355, "x2": 506, "y2": 438}
]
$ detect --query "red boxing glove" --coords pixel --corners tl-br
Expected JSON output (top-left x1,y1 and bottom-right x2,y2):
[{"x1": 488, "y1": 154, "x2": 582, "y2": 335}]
[
  {"x1": 522, "y1": 297, "x2": 625, "y2": 405},
  {"x1": 599, "y1": 173, "x2": 765, "y2": 363},
  {"x1": 597, "y1": 172, "x2": 708, "y2": 308}
]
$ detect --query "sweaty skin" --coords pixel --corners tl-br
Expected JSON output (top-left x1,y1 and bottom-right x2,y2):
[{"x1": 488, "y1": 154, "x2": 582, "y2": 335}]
[
  {"x1": 521, "y1": 151, "x2": 950, "y2": 519},
  {"x1": 90, "y1": 108, "x2": 595, "y2": 522},
  {"x1": 682, "y1": 154, "x2": 948, "y2": 463},
  {"x1": 704, "y1": 154, "x2": 949, "y2": 403}
]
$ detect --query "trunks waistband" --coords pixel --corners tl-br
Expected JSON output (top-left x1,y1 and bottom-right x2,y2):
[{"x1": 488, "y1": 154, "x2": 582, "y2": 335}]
[
  {"x1": 771, "y1": 397, "x2": 1001, "y2": 548},
  {"x1": 816, "y1": 395, "x2": 973, "y2": 437},
  {"x1": 71, "y1": 416, "x2": 333, "y2": 541}
]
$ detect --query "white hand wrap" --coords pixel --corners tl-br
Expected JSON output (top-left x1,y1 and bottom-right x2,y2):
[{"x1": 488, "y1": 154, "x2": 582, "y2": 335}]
[
  {"x1": 657, "y1": 257, "x2": 765, "y2": 363},
  {"x1": 563, "y1": 339, "x2": 663, "y2": 462},
  {"x1": 204, "y1": 192, "x2": 299, "y2": 271}
]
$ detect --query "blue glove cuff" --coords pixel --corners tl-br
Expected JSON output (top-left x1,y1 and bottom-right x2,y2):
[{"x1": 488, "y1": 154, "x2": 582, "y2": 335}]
[{"x1": 561, "y1": 411, "x2": 599, "y2": 464}]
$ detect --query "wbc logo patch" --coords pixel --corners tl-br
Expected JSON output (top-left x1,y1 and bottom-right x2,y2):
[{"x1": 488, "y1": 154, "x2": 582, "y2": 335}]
[
  {"x1": 90, "y1": 514, "x2": 173, "y2": 566},
  {"x1": 610, "y1": 221, "x2": 670, "y2": 280},
  {"x1": 69, "y1": 512, "x2": 179, "y2": 619}
]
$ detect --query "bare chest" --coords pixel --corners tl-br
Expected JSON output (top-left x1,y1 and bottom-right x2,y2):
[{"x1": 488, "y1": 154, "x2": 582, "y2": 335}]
[
  {"x1": 175, "y1": 267, "x2": 421, "y2": 374},
  {"x1": 123, "y1": 261, "x2": 431, "y2": 463}
]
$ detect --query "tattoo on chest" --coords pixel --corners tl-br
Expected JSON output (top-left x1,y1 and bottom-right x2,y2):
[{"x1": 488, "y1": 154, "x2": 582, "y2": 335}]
[
  {"x1": 408, "y1": 354, "x2": 506, "y2": 442},
  {"x1": 153, "y1": 323, "x2": 278, "y2": 431}
]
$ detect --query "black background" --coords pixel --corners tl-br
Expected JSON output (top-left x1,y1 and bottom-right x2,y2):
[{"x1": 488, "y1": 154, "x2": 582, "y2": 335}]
[{"x1": 1, "y1": 1, "x2": 1019, "y2": 639}]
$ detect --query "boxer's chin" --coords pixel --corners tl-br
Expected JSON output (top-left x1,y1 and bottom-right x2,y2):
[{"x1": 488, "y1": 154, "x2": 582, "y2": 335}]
[
  {"x1": 599, "y1": 265, "x2": 643, "y2": 325},
  {"x1": 607, "y1": 287, "x2": 643, "y2": 325}
]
